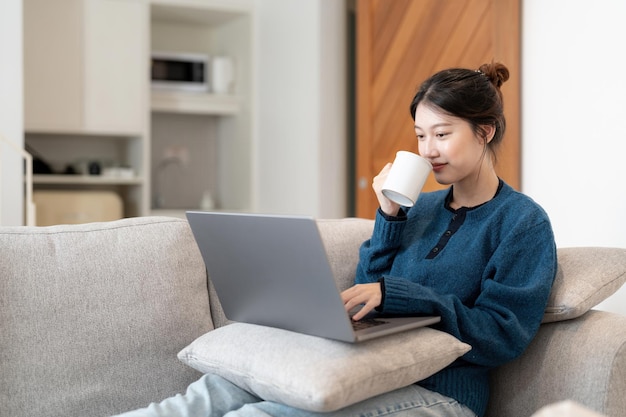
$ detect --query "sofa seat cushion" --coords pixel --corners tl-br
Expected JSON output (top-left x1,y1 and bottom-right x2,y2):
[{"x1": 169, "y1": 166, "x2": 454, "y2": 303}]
[
  {"x1": 0, "y1": 217, "x2": 213, "y2": 417},
  {"x1": 178, "y1": 322, "x2": 471, "y2": 412}
]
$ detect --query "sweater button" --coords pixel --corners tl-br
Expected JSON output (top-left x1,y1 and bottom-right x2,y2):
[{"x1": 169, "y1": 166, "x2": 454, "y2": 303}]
[
  {"x1": 432, "y1": 247, "x2": 439, "y2": 253},
  {"x1": 445, "y1": 230, "x2": 452, "y2": 236}
]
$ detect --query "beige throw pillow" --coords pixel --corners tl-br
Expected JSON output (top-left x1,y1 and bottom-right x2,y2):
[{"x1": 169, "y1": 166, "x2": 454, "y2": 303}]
[{"x1": 178, "y1": 322, "x2": 470, "y2": 412}]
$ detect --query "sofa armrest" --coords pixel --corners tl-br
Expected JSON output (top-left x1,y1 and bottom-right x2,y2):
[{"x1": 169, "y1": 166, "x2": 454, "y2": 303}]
[{"x1": 487, "y1": 310, "x2": 626, "y2": 417}]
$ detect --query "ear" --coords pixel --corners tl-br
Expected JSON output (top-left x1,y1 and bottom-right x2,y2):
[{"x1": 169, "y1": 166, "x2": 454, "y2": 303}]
[{"x1": 481, "y1": 124, "x2": 496, "y2": 143}]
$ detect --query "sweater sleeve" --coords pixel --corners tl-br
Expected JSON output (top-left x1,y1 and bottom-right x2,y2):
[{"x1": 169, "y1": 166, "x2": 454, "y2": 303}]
[
  {"x1": 382, "y1": 217, "x2": 557, "y2": 367},
  {"x1": 355, "y1": 208, "x2": 407, "y2": 284}
]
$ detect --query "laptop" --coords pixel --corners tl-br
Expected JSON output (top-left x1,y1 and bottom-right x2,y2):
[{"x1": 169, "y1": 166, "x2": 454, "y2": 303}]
[{"x1": 186, "y1": 211, "x2": 440, "y2": 343}]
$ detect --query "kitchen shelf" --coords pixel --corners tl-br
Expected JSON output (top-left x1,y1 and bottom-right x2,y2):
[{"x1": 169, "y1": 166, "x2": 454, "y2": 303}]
[
  {"x1": 149, "y1": 0, "x2": 253, "y2": 213},
  {"x1": 150, "y1": 0, "x2": 249, "y2": 26},
  {"x1": 33, "y1": 175, "x2": 143, "y2": 186},
  {"x1": 25, "y1": 127, "x2": 143, "y2": 137},
  {"x1": 151, "y1": 91, "x2": 240, "y2": 115}
]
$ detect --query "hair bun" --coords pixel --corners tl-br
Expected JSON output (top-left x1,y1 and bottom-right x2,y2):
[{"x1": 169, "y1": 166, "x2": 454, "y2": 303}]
[{"x1": 478, "y1": 62, "x2": 510, "y2": 88}]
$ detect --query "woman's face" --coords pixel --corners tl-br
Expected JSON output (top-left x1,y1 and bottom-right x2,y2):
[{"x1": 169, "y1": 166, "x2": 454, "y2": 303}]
[{"x1": 414, "y1": 103, "x2": 491, "y2": 186}]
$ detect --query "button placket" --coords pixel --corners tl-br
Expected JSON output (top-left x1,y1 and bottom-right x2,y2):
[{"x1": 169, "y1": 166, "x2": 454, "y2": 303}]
[{"x1": 426, "y1": 209, "x2": 468, "y2": 259}]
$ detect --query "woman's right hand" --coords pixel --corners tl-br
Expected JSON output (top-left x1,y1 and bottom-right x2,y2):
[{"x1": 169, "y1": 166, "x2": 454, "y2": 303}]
[
  {"x1": 340, "y1": 283, "x2": 382, "y2": 321},
  {"x1": 373, "y1": 163, "x2": 401, "y2": 216}
]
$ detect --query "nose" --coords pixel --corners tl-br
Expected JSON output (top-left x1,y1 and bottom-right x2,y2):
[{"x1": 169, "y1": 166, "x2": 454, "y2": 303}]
[{"x1": 419, "y1": 138, "x2": 438, "y2": 159}]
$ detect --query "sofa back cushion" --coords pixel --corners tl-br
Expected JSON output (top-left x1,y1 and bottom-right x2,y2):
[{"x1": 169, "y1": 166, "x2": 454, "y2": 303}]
[
  {"x1": 0, "y1": 217, "x2": 212, "y2": 417},
  {"x1": 543, "y1": 247, "x2": 626, "y2": 323}
]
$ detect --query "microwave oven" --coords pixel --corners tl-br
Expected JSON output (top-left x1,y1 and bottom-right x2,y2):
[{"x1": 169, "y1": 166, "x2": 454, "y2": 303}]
[{"x1": 151, "y1": 51, "x2": 208, "y2": 92}]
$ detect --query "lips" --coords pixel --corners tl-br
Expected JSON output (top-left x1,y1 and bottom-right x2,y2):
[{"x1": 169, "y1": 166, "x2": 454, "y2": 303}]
[{"x1": 431, "y1": 163, "x2": 446, "y2": 172}]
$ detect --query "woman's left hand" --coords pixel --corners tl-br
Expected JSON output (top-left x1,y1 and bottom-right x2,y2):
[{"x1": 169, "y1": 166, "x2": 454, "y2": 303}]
[{"x1": 340, "y1": 283, "x2": 382, "y2": 321}]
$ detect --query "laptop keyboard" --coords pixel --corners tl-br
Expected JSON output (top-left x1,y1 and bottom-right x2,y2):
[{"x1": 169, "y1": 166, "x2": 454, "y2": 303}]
[{"x1": 351, "y1": 317, "x2": 388, "y2": 331}]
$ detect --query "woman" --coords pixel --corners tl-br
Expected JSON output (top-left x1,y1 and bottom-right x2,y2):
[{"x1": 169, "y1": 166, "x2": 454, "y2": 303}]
[
  {"x1": 341, "y1": 61, "x2": 557, "y2": 416},
  {"x1": 117, "y1": 62, "x2": 556, "y2": 417}
]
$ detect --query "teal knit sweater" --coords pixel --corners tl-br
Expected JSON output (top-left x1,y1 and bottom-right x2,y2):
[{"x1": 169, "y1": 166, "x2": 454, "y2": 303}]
[{"x1": 356, "y1": 181, "x2": 557, "y2": 417}]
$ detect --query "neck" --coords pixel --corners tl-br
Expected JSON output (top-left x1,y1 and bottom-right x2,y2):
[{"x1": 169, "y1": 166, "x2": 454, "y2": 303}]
[{"x1": 450, "y1": 169, "x2": 500, "y2": 210}]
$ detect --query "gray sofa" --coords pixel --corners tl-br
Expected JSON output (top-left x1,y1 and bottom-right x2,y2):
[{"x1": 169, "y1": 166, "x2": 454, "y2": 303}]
[{"x1": 1, "y1": 216, "x2": 625, "y2": 417}]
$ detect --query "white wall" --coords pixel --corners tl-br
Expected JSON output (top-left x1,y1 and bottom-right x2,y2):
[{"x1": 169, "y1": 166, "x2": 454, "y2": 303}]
[
  {"x1": 0, "y1": 0, "x2": 24, "y2": 226},
  {"x1": 522, "y1": 0, "x2": 626, "y2": 315},
  {"x1": 254, "y1": 0, "x2": 347, "y2": 218}
]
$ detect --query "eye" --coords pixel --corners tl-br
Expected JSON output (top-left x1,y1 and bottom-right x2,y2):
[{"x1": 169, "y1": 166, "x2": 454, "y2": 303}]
[
  {"x1": 415, "y1": 133, "x2": 425, "y2": 141},
  {"x1": 436, "y1": 132, "x2": 450, "y2": 139}
]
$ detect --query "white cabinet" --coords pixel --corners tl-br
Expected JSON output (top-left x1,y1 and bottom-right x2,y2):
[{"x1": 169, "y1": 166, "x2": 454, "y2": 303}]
[
  {"x1": 24, "y1": 0, "x2": 83, "y2": 132},
  {"x1": 83, "y1": 0, "x2": 147, "y2": 134},
  {"x1": 24, "y1": 0, "x2": 148, "y2": 134},
  {"x1": 149, "y1": 0, "x2": 254, "y2": 214},
  {"x1": 23, "y1": 0, "x2": 149, "y2": 221},
  {"x1": 22, "y1": 0, "x2": 255, "y2": 223}
]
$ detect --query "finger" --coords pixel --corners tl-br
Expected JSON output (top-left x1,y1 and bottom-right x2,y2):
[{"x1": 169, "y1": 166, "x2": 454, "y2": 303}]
[
  {"x1": 373, "y1": 163, "x2": 392, "y2": 186},
  {"x1": 380, "y1": 162, "x2": 393, "y2": 175},
  {"x1": 343, "y1": 293, "x2": 366, "y2": 313},
  {"x1": 341, "y1": 288, "x2": 369, "y2": 313},
  {"x1": 351, "y1": 302, "x2": 375, "y2": 321},
  {"x1": 340, "y1": 286, "x2": 358, "y2": 303}
]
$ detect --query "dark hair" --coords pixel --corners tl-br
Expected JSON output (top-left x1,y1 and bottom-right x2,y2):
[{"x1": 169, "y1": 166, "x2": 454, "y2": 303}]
[{"x1": 409, "y1": 62, "x2": 510, "y2": 157}]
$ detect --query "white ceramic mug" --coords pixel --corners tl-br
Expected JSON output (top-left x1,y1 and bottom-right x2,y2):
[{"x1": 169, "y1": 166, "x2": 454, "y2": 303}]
[{"x1": 382, "y1": 151, "x2": 432, "y2": 207}]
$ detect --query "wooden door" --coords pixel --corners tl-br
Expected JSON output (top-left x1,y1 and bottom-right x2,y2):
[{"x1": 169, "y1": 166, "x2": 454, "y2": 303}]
[{"x1": 355, "y1": 0, "x2": 520, "y2": 218}]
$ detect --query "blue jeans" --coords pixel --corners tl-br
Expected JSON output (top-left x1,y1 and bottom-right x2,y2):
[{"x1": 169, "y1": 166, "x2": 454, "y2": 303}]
[{"x1": 114, "y1": 374, "x2": 477, "y2": 417}]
